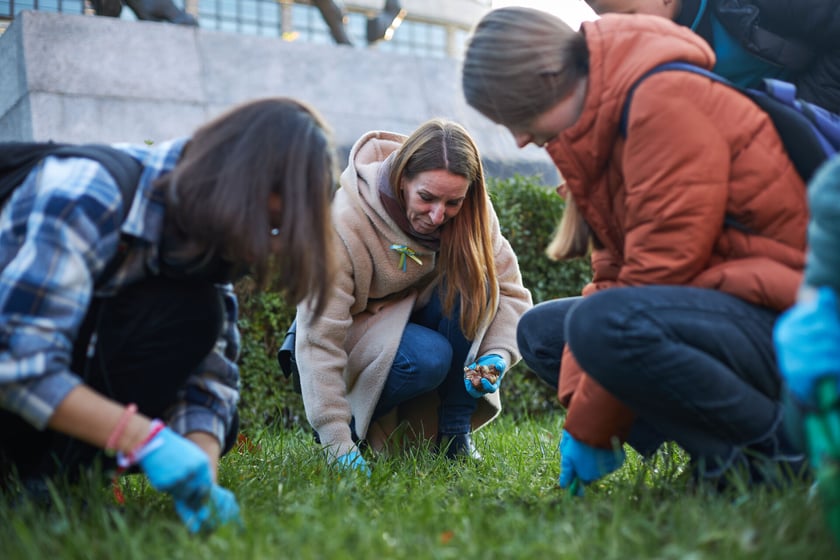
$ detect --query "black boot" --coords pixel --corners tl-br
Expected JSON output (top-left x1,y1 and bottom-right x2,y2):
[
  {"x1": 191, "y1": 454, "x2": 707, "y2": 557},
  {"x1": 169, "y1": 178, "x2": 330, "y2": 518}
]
[{"x1": 436, "y1": 433, "x2": 481, "y2": 461}]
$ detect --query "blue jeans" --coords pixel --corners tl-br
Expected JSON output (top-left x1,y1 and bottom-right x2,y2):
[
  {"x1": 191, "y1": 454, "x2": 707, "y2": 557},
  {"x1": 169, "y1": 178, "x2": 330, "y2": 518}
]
[
  {"x1": 373, "y1": 289, "x2": 477, "y2": 435},
  {"x1": 517, "y1": 286, "x2": 790, "y2": 470}
]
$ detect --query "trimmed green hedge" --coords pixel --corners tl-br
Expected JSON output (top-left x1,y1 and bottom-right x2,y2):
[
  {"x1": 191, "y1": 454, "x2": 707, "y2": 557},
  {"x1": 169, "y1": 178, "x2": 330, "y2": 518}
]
[
  {"x1": 235, "y1": 174, "x2": 591, "y2": 430},
  {"x1": 488, "y1": 175, "x2": 590, "y2": 419}
]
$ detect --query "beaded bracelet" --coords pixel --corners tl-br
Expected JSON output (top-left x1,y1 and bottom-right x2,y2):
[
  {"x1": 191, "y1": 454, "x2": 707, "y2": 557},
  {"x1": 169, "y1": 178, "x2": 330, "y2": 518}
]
[{"x1": 105, "y1": 403, "x2": 137, "y2": 457}]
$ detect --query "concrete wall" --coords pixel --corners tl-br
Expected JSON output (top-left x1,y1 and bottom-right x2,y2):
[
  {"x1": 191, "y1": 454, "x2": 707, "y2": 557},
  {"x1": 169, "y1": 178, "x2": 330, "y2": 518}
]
[{"x1": 0, "y1": 11, "x2": 559, "y2": 183}]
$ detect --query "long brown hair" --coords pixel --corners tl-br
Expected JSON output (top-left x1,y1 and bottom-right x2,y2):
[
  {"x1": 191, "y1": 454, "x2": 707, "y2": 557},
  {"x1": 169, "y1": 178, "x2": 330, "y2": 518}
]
[
  {"x1": 388, "y1": 119, "x2": 498, "y2": 339},
  {"x1": 461, "y1": 7, "x2": 589, "y2": 130},
  {"x1": 161, "y1": 97, "x2": 337, "y2": 313}
]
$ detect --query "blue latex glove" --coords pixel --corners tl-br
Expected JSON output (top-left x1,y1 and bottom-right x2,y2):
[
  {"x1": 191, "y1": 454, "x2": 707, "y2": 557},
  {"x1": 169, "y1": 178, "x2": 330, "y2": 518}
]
[
  {"x1": 464, "y1": 354, "x2": 507, "y2": 398},
  {"x1": 774, "y1": 286, "x2": 840, "y2": 405},
  {"x1": 175, "y1": 484, "x2": 243, "y2": 533},
  {"x1": 335, "y1": 450, "x2": 371, "y2": 477},
  {"x1": 136, "y1": 426, "x2": 213, "y2": 509},
  {"x1": 558, "y1": 429, "x2": 625, "y2": 496}
]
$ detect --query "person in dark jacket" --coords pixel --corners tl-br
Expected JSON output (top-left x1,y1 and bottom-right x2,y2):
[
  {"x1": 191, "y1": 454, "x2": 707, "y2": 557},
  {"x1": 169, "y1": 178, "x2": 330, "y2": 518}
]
[{"x1": 586, "y1": 0, "x2": 840, "y2": 112}]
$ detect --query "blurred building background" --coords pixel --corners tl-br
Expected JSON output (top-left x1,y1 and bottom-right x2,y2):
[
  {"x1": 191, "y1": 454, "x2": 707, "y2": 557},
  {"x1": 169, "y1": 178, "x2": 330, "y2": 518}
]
[
  {"x1": 1, "y1": 1, "x2": 491, "y2": 58},
  {"x1": 0, "y1": 1, "x2": 568, "y2": 182}
]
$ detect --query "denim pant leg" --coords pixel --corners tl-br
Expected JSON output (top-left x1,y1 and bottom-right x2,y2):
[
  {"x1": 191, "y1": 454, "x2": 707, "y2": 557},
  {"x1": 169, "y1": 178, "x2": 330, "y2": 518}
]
[
  {"x1": 375, "y1": 290, "x2": 477, "y2": 435},
  {"x1": 516, "y1": 296, "x2": 668, "y2": 456},
  {"x1": 566, "y1": 286, "x2": 782, "y2": 469},
  {"x1": 516, "y1": 297, "x2": 581, "y2": 390},
  {"x1": 373, "y1": 323, "x2": 452, "y2": 420},
  {"x1": 421, "y1": 296, "x2": 477, "y2": 435}
]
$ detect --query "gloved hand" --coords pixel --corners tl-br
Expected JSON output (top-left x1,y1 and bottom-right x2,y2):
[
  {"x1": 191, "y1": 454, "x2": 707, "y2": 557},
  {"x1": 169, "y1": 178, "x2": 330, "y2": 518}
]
[
  {"x1": 558, "y1": 429, "x2": 625, "y2": 496},
  {"x1": 463, "y1": 354, "x2": 507, "y2": 398},
  {"x1": 774, "y1": 286, "x2": 840, "y2": 405},
  {"x1": 134, "y1": 425, "x2": 213, "y2": 509},
  {"x1": 174, "y1": 484, "x2": 243, "y2": 533},
  {"x1": 335, "y1": 449, "x2": 371, "y2": 477}
]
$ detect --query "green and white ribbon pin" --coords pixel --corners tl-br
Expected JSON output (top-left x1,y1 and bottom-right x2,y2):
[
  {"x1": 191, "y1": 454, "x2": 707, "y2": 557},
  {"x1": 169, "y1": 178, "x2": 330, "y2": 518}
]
[{"x1": 390, "y1": 244, "x2": 422, "y2": 271}]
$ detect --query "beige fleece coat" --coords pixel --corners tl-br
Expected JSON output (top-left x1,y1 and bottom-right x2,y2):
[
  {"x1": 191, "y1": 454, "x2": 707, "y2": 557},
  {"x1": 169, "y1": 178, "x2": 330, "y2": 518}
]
[{"x1": 295, "y1": 130, "x2": 533, "y2": 459}]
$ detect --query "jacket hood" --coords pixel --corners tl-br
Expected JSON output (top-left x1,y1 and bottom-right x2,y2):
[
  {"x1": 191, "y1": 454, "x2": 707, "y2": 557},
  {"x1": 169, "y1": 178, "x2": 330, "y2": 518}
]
[
  {"x1": 343, "y1": 129, "x2": 405, "y2": 200},
  {"x1": 339, "y1": 129, "x2": 407, "y2": 240}
]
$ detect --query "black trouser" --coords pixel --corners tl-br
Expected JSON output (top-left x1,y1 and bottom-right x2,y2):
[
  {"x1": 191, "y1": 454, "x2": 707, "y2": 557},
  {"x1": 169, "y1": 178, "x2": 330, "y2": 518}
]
[
  {"x1": 0, "y1": 276, "x2": 236, "y2": 483},
  {"x1": 517, "y1": 286, "x2": 794, "y2": 472}
]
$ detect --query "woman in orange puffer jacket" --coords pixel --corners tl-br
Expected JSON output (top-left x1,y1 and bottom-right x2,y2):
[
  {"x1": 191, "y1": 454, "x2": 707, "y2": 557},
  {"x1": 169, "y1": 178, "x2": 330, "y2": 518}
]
[{"x1": 462, "y1": 8, "x2": 809, "y2": 492}]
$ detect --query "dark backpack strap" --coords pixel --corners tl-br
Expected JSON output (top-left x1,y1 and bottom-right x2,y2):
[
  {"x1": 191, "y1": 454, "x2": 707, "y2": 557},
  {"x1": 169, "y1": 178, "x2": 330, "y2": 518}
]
[
  {"x1": 0, "y1": 142, "x2": 143, "y2": 217},
  {"x1": 0, "y1": 142, "x2": 144, "y2": 286},
  {"x1": 619, "y1": 62, "x2": 833, "y2": 182},
  {"x1": 618, "y1": 63, "x2": 755, "y2": 231},
  {"x1": 40, "y1": 145, "x2": 144, "y2": 287},
  {"x1": 50, "y1": 144, "x2": 144, "y2": 214},
  {"x1": 0, "y1": 141, "x2": 70, "y2": 203},
  {"x1": 619, "y1": 61, "x2": 726, "y2": 138}
]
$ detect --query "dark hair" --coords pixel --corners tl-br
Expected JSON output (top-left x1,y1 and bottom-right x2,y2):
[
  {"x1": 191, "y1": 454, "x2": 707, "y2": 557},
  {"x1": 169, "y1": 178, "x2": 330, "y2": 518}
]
[
  {"x1": 389, "y1": 119, "x2": 498, "y2": 339},
  {"x1": 161, "y1": 97, "x2": 337, "y2": 313},
  {"x1": 462, "y1": 7, "x2": 589, "y2": 129}
]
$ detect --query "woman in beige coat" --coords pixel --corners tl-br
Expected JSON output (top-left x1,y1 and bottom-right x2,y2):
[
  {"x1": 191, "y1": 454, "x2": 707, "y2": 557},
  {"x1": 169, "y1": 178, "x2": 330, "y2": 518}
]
[{"x1": 295, "y1": 119, "x2": 532, "y2": 474}]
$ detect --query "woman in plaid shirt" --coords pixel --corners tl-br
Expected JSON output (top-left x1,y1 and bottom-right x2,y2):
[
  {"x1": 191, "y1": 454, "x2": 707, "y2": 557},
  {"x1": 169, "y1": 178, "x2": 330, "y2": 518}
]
[{"x1": 0, "y1": 97, "x2": 337, "y2": 532}]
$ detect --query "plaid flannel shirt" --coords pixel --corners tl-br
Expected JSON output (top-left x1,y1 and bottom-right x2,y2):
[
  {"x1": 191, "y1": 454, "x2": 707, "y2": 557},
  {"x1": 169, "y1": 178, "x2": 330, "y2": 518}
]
[{"x1": 0, "y1": 138, "x2": 240, "y2": 445}]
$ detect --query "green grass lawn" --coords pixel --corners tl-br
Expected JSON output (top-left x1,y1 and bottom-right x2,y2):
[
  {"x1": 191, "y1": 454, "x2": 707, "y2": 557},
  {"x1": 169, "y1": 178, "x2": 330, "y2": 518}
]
[{"x1": 1, "y1": 414, "x2": 836, "y2": 559}]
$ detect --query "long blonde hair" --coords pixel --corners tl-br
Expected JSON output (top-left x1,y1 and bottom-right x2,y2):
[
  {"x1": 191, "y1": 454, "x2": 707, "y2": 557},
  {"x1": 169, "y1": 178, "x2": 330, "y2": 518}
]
[
  {"x1": 389, "y1": 119, "x2": 498, "y2": 339},
  {"x1": 545, "y1": 193, "x2": 594, "y2": 260}
]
